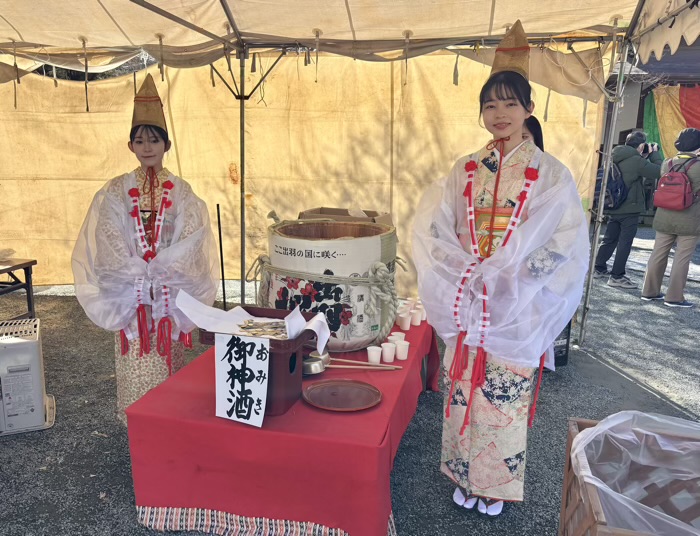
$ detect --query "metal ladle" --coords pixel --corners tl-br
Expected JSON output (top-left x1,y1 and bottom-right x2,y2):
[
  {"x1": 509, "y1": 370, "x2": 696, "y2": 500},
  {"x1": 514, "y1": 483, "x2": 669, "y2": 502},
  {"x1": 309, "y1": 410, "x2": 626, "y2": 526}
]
[
  {"x1": 302, "y1": 356, "x2": 402, "y2": 376},
  {"x1": 302, "y1": 357, "x2": 327, "y2": 376}
]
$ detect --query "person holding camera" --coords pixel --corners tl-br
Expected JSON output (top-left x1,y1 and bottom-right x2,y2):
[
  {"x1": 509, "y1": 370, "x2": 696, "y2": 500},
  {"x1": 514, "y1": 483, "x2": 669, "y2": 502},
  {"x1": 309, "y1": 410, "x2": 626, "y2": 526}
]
[{"x1": 594, "y1": 131, "x2": 663, "y2": 289}]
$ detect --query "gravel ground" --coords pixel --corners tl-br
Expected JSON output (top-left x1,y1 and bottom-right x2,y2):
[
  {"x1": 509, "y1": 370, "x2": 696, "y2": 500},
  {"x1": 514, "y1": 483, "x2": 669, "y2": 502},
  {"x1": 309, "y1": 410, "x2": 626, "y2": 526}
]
[{"x1": 1, "y1": 228, "x2": 698, "y2": 535}]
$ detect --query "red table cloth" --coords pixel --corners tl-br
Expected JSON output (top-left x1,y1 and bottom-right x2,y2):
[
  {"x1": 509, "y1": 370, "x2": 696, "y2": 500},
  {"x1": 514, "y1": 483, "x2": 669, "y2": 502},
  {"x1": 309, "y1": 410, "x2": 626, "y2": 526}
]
[{"x1": 126, "y1": 322, "x2": 440, "y2": 536}]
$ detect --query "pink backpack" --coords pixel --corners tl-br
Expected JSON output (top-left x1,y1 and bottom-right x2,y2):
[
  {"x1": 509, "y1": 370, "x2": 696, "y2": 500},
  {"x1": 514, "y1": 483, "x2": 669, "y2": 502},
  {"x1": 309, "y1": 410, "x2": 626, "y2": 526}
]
[{"x1": 653, "y1": 159, "x2": 698, "y2": 211}]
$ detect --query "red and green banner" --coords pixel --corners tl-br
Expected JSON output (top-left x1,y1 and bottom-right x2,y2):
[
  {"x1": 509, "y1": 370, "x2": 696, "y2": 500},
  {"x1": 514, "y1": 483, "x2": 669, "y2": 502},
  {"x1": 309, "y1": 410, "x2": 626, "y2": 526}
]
[
  {"x1": 649, "y1": 85, "x2": 700, "y2": 156},
  {"x1": 643, "y1": 90, "x2": 664, "y2": 159}
]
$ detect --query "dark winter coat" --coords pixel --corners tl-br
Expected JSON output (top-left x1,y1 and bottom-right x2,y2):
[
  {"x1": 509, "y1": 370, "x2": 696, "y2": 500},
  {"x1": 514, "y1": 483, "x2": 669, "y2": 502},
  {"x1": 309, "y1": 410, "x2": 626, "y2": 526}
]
[
  {"x1": 652, "y1": 152, "x2": 700, "y2": 236},
  {"x1": 607, "y1": 144, "x2": 663, "y2": 216}
]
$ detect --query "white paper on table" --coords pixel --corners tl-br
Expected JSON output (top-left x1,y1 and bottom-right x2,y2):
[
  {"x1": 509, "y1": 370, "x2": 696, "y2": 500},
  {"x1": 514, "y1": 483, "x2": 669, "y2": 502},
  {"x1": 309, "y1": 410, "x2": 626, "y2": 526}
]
[
  {"x1": 215, "y1": 333, "x2": 269, "y2": 428},
  {"x1": 176, "y1": 291, "x2": 331, "y2": 354}
]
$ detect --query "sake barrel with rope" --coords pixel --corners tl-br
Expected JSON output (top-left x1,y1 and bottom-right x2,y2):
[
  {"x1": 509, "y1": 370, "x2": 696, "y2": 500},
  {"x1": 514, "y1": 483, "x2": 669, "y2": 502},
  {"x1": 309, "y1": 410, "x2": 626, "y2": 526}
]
[{"x1": 258, "y1": 221, "x2": 398, "y2": 352}]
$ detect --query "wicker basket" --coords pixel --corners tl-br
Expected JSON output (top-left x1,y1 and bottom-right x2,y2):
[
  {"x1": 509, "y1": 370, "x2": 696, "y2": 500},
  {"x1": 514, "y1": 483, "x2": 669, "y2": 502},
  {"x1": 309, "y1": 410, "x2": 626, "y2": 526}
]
[{"x1": 560, "y1": 418, "x2": 653, "y2": 536}]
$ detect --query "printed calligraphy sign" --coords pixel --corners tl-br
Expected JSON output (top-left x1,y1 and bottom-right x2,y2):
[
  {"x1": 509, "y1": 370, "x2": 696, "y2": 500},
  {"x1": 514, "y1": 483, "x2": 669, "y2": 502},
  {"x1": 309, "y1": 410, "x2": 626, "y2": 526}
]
[
  {"x1": 270, "y1": 234, "x2": 380, "y2": 277},
  {"x1": 215, "y1": 333, "x2": 270, "y2": 428},
  {"x1": 268, "y1": 233, "x2": 384, "y2": 351}
]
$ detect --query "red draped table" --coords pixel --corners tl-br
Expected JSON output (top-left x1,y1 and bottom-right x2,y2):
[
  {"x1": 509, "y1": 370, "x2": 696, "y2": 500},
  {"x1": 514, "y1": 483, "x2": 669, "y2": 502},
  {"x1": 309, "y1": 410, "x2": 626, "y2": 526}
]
[{"x1": 126, "y1": 321, "x2": 440, "y2": 536}]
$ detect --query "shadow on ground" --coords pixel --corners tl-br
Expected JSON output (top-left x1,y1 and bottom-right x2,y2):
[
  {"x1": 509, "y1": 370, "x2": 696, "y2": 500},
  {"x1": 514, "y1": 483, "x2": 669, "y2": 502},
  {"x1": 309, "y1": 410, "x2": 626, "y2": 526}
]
[{"x1": 0, "y1": 293, "x2": 691, "y2": 536}]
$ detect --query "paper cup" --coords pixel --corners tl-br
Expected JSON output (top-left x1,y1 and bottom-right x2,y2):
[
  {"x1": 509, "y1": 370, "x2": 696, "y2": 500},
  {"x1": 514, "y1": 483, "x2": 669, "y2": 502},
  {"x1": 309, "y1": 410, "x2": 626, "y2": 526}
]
[
  {"x1": 398, "y1": 302, "x2": 412, "y2": 316},
  {"x1": 381, "y1": 342, "x2": 396, "y2": 363},
  {"x1": 367, "y1": 346, "x2": 382, "y2": 365},
  {"x1": 410, "y1": 309, "x2": 422, "y2": 326},
  {"x1": 395, "y1": 340, "x2": 410, "y2": 360},
  {"x1": 390, "y1": 332, "x2": 406, "y2": 341},
  {"x1": 398, "y1": 313, "x2": 412, "y2": 331},
  {"x1": 388, "y1": 335, "x2": 401, "y2": 344}
]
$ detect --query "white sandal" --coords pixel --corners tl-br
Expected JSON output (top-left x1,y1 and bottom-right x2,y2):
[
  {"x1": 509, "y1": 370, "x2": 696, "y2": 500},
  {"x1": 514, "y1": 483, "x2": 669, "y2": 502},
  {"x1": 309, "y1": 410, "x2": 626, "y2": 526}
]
[
  {"x1": 477, "y1": 497, "x2": 504, "y2": 516},
  {"x1": 452, "y1": 487, "x2": 478, "y2": 510}
]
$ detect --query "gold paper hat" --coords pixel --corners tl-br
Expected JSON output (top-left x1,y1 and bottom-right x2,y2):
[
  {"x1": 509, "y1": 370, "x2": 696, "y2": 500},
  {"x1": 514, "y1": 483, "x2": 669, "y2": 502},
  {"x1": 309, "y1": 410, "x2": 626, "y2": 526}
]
[
  {"x1": 490, "y1": 20, "x2": 530, "y2": 80},
  {"x1": 132, "y1": 74, "x2": 167, "y2": 132}
]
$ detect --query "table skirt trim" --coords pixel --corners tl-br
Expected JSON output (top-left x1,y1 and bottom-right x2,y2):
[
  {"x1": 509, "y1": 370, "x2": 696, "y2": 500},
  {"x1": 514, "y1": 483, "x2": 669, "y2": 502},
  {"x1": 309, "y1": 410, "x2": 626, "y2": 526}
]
[{"x1": 136, "y1": 505, "x2": 398, "y2": 536}]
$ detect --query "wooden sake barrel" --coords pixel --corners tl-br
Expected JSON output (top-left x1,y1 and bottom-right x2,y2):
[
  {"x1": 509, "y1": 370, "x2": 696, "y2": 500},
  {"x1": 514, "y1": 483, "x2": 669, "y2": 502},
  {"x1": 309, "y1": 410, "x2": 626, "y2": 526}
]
[{"x1": 263, "y1": 221, "x2": 397, "y2": 352}]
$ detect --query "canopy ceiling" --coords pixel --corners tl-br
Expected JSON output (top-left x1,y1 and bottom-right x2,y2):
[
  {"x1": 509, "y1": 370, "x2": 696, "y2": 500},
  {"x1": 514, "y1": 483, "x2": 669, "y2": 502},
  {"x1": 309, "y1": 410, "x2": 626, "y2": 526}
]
[
  {"x1": 632, "y1": 0, "x2": 700, "y2": 64},
  {"x1": 0, "y1": 0, "x2": 640, "y2": 73}
]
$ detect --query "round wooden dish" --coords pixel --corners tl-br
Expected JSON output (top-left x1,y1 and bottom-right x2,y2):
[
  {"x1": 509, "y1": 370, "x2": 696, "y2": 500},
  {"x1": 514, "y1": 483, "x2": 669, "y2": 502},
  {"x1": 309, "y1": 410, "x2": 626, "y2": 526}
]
[{"x1": 302, "y1": 379, "x2": 382, "y2": 412}]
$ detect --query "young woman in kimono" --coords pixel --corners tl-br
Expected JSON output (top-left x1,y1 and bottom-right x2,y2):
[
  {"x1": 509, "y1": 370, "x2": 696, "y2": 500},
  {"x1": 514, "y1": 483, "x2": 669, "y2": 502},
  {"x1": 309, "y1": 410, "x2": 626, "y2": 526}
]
[
  {"x1": 72, "y1": 74, "x2": 218, "y2": 425},
  {"x1": 412, "y1": 21, "x2": 589, "y2": 516}
]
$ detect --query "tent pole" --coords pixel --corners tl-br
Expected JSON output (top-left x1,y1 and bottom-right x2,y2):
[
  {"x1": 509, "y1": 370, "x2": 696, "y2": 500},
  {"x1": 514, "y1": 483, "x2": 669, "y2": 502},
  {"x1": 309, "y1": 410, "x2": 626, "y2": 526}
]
[
  {"x1": 567, "y1": 44, "x2": 610, "y2": 98},
  {"x1": 626, "y1": 0, "x2": 647, "y2": 40},
  {"x1": 239, "y1": 49, "x2": 247, "y2": 304},
  {"x1": 219, "y1": 0, "x2": 244, "y2": 44},
  {"x1": 129, "y1": 0, "x2": 234, "y2": 47},
  {"x1": 578, "y1": 38, "x2": 630, "y2": 346},
  {"x1": 631, "y1": 1, "x2": 697, "y2": 40}
]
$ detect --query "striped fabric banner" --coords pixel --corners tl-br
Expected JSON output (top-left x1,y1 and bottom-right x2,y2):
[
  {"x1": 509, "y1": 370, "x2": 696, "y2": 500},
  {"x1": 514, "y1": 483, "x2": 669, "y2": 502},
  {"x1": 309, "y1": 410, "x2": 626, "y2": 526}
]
[
  {"x1": 136, "y1": 506, "x2": 398, "y2": 536},
  {"x1": 652, "y1": 85, "x2": 700, "y2": 156},
  {"x1": 643, "y1": 90, "x2": 664, "y2": 160}
]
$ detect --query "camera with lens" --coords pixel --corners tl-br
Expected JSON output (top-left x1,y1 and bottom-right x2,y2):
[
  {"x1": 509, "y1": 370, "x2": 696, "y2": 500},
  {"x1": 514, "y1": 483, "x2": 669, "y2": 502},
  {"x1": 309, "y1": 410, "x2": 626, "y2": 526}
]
[{"x1": 641, "y1": 142, "x2": 658, "y2": 157}]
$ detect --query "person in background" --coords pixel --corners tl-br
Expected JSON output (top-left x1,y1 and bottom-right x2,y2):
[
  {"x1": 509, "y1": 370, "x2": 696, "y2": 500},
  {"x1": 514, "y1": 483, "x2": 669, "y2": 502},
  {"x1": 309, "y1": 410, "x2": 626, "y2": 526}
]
[
  {"x1": 594, "y1": 130, "x2": 663, "y2": 289},
  {"x1": 641, "y1": 128, "x2": 700, "y2": 308},
  {"x1": 72, "y1": 74, "x2": 218, "y2": 424},
  {"x1": 522, "y1": 115, "x2": 544, "y2": 152},
  {"x1": 413, "y1": 21, "x2": 588, "y2": 518}
]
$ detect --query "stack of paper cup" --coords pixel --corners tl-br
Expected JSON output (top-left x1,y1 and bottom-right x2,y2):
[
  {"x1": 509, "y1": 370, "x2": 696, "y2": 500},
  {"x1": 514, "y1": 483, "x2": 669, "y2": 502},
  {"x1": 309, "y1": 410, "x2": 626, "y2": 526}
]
[
  {"x1": 410, "y1": 308, "x2": 422, "y2": 326},
  {"x1": 381, "y1": 342, "x2": 396, "y2": 363},
  {"x1": 395, "y1": 340, "x2": 410, "y2": 360},
  {"x1": 367, "y1": 346, "x2": 382, "y2": 365},
  {"x1": 397, "y1": 313, "x2": 411, "y2": 330},
  {"x1": 415, "y1": 299, "x2": 428, "y2": 321}
]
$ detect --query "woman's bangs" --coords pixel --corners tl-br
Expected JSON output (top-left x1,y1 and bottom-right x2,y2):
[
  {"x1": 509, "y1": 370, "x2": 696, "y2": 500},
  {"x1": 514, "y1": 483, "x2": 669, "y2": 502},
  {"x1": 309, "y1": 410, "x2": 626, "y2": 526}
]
[
  {"x1": 138, "y1": 125, "x2": 162, "y2": 141},
  {"x1": 490, "y1": 82, "x2": 517, "y2": 102}
]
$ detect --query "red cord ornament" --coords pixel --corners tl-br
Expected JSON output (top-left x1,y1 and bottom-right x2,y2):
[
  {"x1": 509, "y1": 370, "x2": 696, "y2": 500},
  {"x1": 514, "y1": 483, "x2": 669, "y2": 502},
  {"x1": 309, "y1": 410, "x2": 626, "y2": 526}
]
[
  {"x1": 524, "y1": 167, "x2": 539, "y2": 181},
  {"x1": 464, "y1": 160, "x2": 478, "y2": 172},
  {"x1": 447, "y1": 151, "x2": 543, "y2": 433}
]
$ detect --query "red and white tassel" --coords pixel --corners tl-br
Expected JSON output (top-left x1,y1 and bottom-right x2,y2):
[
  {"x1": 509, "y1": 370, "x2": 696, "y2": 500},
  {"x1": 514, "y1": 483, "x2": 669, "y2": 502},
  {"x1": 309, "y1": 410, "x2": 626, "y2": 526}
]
[
  {"x1": 136, "y1": 304, "x2": 150, "y2": 356},
  {"x1": 119, "y1": 329, "x2": 129, "y2": 355},
  {"x1": 157, "y1": 317, "x2": 173, "y2": 375},
  {"x1": 528, "y1": 353, "x2": 546, "y2": 428}
]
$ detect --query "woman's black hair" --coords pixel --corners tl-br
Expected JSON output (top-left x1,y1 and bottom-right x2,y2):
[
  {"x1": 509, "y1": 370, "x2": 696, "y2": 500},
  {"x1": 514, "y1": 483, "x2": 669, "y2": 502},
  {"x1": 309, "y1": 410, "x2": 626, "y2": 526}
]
[
  {"x1": 625, "y1": 131, "x2": 647, "y2": 148},
  {"x1": 524, "y1": 116, "x2": 544, "y2": 151},
  {"x1": 129, "y1": 124, "x2": 169, "y2": 146},
  {"x1": 479, "y1": 71, "x2": 532, "y2": 112}
]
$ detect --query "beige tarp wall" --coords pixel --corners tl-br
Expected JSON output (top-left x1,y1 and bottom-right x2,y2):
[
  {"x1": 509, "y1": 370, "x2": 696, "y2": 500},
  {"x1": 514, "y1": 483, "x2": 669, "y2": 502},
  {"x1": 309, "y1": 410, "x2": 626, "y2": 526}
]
[{"x1": 0, "y1": 52, "x2": 600, "y2": 294}]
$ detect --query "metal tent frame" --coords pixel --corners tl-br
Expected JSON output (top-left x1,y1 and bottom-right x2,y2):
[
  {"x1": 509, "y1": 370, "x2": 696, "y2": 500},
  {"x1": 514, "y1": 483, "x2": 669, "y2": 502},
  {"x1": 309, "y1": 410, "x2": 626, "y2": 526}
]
[
  {"x1": 579, "y1": 0, "x2": 700, "y2": 344},
  {"x1": 130, "y1": 0, "x2": 642, "y2": 319}
]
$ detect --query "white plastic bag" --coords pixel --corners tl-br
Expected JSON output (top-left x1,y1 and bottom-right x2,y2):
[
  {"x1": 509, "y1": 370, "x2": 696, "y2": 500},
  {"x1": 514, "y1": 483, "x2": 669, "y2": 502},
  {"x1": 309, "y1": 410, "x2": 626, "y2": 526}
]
[{"x1": 571, "y1": 411, "x2": 700, "y2": 535}]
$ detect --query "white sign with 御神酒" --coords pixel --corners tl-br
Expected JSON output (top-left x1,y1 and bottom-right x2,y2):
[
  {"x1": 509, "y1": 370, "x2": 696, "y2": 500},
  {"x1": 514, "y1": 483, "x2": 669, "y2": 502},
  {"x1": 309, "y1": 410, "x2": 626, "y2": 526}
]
[{"x1": 215, "y1": 333, "x2": 269, "y2": 428}]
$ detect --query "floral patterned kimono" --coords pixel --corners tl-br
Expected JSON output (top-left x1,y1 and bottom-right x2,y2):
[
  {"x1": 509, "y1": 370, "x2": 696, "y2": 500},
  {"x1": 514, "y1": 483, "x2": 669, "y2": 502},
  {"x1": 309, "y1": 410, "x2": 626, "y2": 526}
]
[
  {"x1": 446, "y1": 142, "x2": 537, "y2": 501},
  {"x1": 412, "y1": 140, "x2": 589, "y2": 502},
  {"x1": 73, "y1": 167, "x2": 218, "y2": 424}
]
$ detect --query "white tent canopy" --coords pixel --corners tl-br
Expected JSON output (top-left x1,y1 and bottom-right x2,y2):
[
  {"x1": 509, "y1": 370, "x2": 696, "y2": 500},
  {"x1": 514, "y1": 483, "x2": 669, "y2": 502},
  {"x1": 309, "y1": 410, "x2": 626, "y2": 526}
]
[{"x1": 0, "y1": 0, "x2": 640, "y2": 72}]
